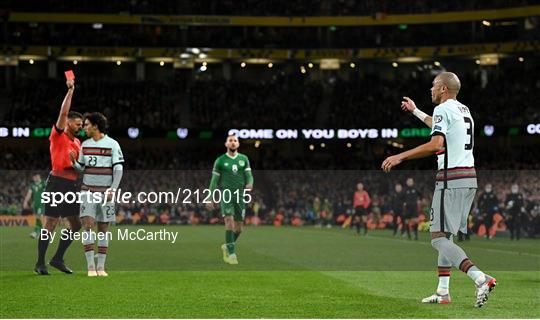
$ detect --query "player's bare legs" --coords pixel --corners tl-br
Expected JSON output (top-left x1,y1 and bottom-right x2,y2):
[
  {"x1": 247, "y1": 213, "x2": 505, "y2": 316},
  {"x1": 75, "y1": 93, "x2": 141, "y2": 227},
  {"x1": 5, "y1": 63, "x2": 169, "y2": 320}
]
[
  {"x1": 81, "y1": 216, "x2": 97, "y2": 276},
  {"x1": 425, "y1": 232, "x2": 497, "y2": 307},
  {"x1": 96, "y1": 222, "x2": 109, "y2": 276}
]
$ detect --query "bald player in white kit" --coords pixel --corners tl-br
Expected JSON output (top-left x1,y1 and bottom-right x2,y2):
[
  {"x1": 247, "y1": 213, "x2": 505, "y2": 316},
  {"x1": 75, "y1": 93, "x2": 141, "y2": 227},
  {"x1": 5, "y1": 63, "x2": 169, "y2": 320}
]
[{"x1": 381, "y1": 72, "x2": 496, "y2": 308}]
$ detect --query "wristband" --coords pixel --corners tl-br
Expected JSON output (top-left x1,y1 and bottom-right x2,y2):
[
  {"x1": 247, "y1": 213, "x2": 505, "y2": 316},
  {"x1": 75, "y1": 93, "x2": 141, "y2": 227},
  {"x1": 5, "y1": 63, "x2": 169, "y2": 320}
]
[{"x1": 412, "y1": 108, "x2": 429, "y2": 122}]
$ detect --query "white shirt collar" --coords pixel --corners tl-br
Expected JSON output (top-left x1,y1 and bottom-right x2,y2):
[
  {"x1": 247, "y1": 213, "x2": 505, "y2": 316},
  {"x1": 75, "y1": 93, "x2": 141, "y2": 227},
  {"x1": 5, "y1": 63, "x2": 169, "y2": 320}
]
[{"x1": 226, "y1": 152, "x2": 238, "y2": 159}]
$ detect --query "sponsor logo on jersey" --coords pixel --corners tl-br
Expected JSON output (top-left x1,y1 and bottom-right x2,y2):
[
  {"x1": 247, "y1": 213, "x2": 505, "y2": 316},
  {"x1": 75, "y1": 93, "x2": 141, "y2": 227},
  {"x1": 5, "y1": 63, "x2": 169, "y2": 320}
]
[{"x1": 434, "y1": 125, "x2": 442, "y2": 131}]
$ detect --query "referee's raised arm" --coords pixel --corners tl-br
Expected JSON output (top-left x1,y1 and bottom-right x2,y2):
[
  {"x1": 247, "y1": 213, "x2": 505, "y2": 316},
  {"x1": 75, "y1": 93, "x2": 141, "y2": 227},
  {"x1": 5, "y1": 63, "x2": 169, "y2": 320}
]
[{"x1": 56, "y1": 79, "x2": 75, "y2": 131}]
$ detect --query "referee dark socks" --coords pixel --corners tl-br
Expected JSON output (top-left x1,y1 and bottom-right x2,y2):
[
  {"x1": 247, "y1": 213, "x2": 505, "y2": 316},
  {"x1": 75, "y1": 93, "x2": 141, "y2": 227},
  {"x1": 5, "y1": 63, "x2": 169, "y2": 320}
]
[
  {"x1": 53, "y1": 235, "x2": 74, "y2": 262},
  {"x1": 37, "y1": 237, "x2": 49, "y2": 265}
]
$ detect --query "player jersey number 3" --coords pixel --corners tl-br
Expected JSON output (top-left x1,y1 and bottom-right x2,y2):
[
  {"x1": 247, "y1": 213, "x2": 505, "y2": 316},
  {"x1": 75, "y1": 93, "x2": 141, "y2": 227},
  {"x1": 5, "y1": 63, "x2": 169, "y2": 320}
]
[{"x1": 464, "y1": 116, "x2": 474, "y2": 150}]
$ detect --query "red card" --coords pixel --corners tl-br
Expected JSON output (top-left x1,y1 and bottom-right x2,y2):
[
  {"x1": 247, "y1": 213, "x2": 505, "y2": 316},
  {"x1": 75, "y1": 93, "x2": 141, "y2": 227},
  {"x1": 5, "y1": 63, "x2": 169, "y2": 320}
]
[{"x1": 64, "y1": 70, "x2": 75, "y2": 80}]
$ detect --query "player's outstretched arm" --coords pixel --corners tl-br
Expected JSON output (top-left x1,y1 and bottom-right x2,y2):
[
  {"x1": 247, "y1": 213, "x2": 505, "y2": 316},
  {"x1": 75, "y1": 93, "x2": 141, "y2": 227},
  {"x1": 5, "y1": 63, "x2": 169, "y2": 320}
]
[
  {"x1": 381, "y1": 135, "x2": 444, "y2": 172},
  {"x1": 402, "y1": 97, "x2": 432, "y2": 128},
  {"x1": 56, "y1": 79, "x2": 75, "y2": 130}
]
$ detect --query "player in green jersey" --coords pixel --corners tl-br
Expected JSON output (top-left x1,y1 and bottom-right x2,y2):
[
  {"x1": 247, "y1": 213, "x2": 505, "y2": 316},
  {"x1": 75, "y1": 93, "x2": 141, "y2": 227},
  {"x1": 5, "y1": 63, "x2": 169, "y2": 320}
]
[
  {"x1": 23, "y1": 174, "x2": 46, "y2": 239},
  {"x1": 208, "y1": 135, "x2": 254, "y2": 265}
]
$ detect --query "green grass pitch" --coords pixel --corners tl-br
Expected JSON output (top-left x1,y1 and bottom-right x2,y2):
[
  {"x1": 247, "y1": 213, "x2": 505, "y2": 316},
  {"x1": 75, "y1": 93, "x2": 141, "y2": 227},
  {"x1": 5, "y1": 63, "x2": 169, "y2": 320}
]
[{"x1": 1, "y1": 225, "x2": 539, "y2": 318}]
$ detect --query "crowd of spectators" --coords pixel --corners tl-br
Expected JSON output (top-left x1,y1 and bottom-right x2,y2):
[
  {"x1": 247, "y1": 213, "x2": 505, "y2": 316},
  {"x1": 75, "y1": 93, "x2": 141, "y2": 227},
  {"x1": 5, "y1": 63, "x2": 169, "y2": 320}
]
[
  {"x1": 1, "y1": 167, "x2": 539, "y2": 238},
  {"x1": 189, "y1": 75, "x2": 323, "y2": 128},
  {"x1": 6, "y1": 0, "x2": 533, "y2": 15},
  {"x1": 3, "y1": 63, "x2": 539, "y2": 128},
  {"x1": 4, "y1": 78, "x2": 182, "y2": 128}
]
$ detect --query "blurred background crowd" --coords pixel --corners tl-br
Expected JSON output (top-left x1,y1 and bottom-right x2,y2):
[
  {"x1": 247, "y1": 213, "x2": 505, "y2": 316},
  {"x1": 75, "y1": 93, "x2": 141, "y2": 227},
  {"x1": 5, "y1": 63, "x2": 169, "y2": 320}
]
[
  {"x1": 1, "y1": 169, "x2": 539, "y2": 239},
  {"x1": 3, "y1": 64, "x2": 539, "y2": 128}
]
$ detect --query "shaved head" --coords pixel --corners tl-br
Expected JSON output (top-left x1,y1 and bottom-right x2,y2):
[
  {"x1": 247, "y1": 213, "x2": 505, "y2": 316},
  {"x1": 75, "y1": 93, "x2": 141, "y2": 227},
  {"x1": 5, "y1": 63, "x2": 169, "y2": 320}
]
[
  {"x1": 431, "y1": 72, "x2": 461, "y2": 104},
  {"x1": 436, "y1": 72, "x2": 461, "y2": 95}
]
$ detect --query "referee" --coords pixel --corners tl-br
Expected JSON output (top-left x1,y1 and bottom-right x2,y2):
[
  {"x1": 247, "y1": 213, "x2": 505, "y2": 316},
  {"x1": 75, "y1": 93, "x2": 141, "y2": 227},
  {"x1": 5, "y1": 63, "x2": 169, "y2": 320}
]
[{"x1": 35, "y1": 78, "x2": 83, "y2": 275}]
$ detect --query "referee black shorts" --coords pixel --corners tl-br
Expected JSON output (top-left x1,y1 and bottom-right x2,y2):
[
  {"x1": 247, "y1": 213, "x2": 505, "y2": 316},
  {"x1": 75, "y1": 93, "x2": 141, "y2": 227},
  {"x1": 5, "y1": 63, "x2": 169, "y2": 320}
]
[
  {"x1": 44, "y1": 174, "x2": 80, "y2": 218},
  {"x1": 403, "y1": 204, "x2": 417, "y2": 219},
  {"x1": 354, "y1": 206, "x2": 367, "y2": 217}
]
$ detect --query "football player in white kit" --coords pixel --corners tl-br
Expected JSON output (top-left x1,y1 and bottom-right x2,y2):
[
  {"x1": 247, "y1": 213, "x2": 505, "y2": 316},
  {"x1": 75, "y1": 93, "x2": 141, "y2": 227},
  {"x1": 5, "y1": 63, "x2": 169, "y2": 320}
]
[
  {"x1": 70, "y1": 112, "x2": 124, "y2": 277},
  {"x1": 381, "y1": 72, "x2": 496, "y2": 308}
]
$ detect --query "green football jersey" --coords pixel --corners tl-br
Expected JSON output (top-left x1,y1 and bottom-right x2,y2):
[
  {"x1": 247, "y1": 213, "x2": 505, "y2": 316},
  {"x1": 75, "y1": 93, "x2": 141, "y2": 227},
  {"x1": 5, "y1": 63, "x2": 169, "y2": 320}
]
[
  {"x1": 30, "y1": 181, "x2": 46, "y2": 210},
  {"x1": 211, "y1": 153, "x2": 253, "y2": 191}
]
